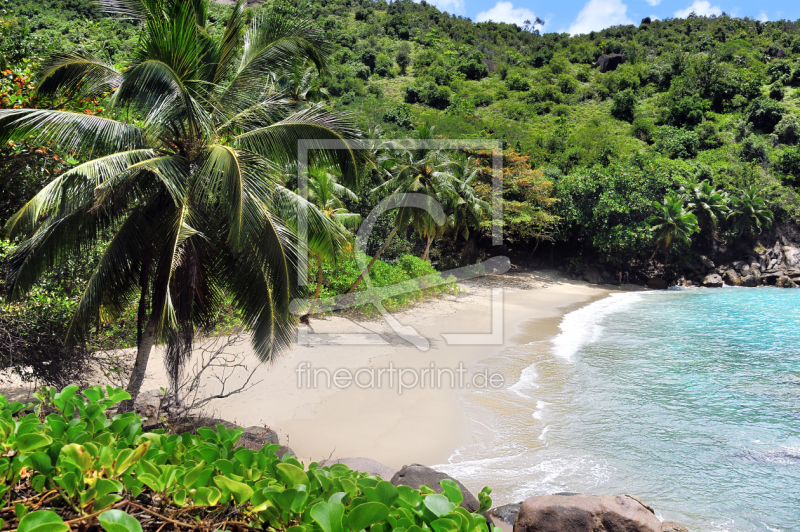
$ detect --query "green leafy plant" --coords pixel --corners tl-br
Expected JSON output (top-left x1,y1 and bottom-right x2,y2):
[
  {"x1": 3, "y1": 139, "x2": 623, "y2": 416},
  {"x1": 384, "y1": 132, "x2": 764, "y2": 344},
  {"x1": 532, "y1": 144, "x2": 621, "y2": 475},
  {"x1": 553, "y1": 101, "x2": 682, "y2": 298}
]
[{"x1": 0, "y1": 386, "x2": 495, "y2": 532}]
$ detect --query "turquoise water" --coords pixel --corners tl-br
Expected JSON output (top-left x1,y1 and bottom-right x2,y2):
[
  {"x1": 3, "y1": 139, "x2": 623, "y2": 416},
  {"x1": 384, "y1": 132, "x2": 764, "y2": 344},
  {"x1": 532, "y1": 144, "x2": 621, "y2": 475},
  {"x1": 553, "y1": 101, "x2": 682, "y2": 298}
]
[{"x1": 438, "y1": 288, "x2": 800, "y2": 532}]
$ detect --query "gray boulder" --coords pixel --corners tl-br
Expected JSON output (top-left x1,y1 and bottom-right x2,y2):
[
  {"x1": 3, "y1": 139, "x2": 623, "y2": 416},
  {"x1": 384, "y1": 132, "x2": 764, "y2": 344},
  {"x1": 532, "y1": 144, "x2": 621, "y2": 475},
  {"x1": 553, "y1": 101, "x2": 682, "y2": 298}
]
[
  {"x1": 700, "y1": 257, "x2": 715, "y2": 269},
  {"x1": 134, "y1": 389, "x2": 163, "y2": 426},
  {"x1": 661, "y1": 522, "x2": 690, "y2": 532},
  {"x1": 320, "y1": 457, "x2": 397, "y2": 480},
  {"x1": 513, "y1": 493, "x2": 662, "y2": 532},
  {"x1": 487, "y1": 503, "x2": 521, "y2": 525},
  {"x1": 742, "y1": 275, "x2": 757, "y2": 287},
  {"x1": 236, "y1": 426, "x2": 280, "y2": 450},
  {"x1": 723, "y1": 269, "x2": 740, "y2": 286},
  {"x1": 647, "y1": 277, "x2": 669, "y2": 290},
  {"x1": 391, "y1": 464, "x2": 479, "y2": 512},
  {"x1": 595, "y1": 54, "x2": 625, "y2": 73},
  {"x1": 702, "y1": 273, "x2": 723, "y2": 287},
  {"x1": 583, "y1": 268, "x2": 603, "y2": 284},
  {"x1": 776, "y1": 275, "x2": 797, "y2": 288},
  {"x1": 277, "y1": 445, "x2": 295, "y2": 459}
]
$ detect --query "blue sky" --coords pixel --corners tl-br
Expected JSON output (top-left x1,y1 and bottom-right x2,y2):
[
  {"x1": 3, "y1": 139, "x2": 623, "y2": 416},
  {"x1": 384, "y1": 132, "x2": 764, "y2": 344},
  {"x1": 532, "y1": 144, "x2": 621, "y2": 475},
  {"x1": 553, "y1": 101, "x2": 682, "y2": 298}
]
[{"x1": 425, "y1": 0, "x2": 799, "y2": 35}]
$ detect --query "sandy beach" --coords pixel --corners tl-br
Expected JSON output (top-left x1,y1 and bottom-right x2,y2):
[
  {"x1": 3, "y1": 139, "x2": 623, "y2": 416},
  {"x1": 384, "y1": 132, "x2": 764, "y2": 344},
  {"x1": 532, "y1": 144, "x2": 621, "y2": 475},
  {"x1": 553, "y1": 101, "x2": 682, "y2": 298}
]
[
  {"x1": 136, "y1": 272, "x2": 613, "y2": 469},
  {"x1": 0, "y1": 271, "x2": 614, "y2": 469}
]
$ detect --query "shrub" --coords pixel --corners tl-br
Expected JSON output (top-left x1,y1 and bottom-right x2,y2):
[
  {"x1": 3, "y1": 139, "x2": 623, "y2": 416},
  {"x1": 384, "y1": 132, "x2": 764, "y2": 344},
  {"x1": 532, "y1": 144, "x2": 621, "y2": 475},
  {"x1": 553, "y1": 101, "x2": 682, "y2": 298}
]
[
  {"x1": 472, "y1": 92, "x2": 493, "y2": 107},
  {"x1": 769, "y1": 84, "x2": 785, "y2": 101},
  {"x1": 776, "y1": 146, "x2": 800, "y2": 180},
  {"x1": 457, "y1": 53, "x2": 489, "y2": 80},
  {"x1": 375, "y1": 53, "x2": 395, "y2": 77},
  {"x1": 505, "y1": 73, "x2": 530, "y2": 92},
  {"x1": 382, "y1": 103, "x2": 413, "y2": 129},
  {"x1": 739, "y1": 134, "x2": 769, "y2": 164},
  {"x1": 745, "y1": 97, "x2": 786, "y2": 132},
  {"x1": 557, "y1": 74, "x2": 579, "y2": 94},
  {"x1": 654, "y1": 126, "x2": 700, "y2": 159},
  {"x1": 696, "y1": 121, "x2": 723, "y2": 149},
  {"x1": 361, "y1": 49, "x2": 377, "y2": 73},
  {"x1": 663, "y1": 94, "x2": 709, "y2": 127},
  {"x1": 611, "y1": 88, "x2": 636, "y2": 122},
  {"x1": 367, "y1": 83, "x2": 384, "y2": 97},
  {"x1": 404, "y1": 84, "x2": 421, "y2": 103},
  {"x1": 0, "y1": 385, "x2": 493, "y2": 531},
  {"x1": 631, "y1": 117, "x2": 655, "y2": 143},
  {"x1": 774, "y1": 114, "x2": 800, "y2": 144}
]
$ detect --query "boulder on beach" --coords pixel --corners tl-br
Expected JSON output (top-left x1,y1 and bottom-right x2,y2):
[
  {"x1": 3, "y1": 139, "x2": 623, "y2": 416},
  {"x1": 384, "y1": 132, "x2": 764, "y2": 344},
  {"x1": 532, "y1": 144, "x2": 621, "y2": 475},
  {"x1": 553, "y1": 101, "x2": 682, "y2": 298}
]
[
  {"x1": 776, "y1": 275, "x2": 797, "y2": 288},
  {"x1": 646, "y1": 277, "x2": 668, "y2": 290},
  {"x1": 702, "y1": 273, "x2": 723, "y2": 287},
  {"x1": 487, "y1": 503, "x2": 521, "y2": 525},
  {"x1": 583, "y1": 267, "x2": 603, "y2": 284},
  {"x1": 723, "y1": 269, "x2": 741, "y2": 286},
  {"x1": 236, "y1": 426, "x2": 280, "y2": 450},
  {"x1": 661, "y1": 522, "x2": 690, "y2": 532},
  {"x1": 320, "y1": 457, "x2": 397, "y2": 480},
  {"x1": 391, "y1": 464, "x2": 479, "y2": 512},
  {"x1": 513, "y1": 493, "x2": 663, "y2": 532}
]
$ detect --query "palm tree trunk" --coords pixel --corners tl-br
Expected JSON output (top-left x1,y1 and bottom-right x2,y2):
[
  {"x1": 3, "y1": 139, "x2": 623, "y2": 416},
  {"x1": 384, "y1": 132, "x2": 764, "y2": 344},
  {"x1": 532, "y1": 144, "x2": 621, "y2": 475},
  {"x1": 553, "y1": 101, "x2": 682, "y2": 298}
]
[
  {"x1": 308, "y1": 258, "x2": 324, "y2": 315},
  {"x1": 346, "y1": 225, "x2": 399, "y2": 294},
  {"x1": 422, "y1": 235, "x2": 434, "y2": 261}
]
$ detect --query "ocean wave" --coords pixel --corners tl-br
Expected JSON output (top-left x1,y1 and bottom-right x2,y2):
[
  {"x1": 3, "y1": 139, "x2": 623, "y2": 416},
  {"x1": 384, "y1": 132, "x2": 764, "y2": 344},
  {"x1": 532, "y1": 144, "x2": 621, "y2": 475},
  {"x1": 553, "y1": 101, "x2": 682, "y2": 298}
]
[{"x1": 551, "y1": 292, "x2": 644, "y2": 361}]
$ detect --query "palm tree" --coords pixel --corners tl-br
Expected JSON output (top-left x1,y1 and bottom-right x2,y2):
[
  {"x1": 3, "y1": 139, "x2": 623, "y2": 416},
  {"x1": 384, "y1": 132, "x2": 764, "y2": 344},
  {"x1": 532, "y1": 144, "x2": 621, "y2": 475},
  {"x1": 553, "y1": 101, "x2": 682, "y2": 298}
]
[
  {"x1": 729, "y1": 186, "x2": 774, "y2": 237},
  {"x1": 442, "y1": 155, "x2": 490, "y2": 246},
  {"x1": 0, "y1": 0, "x2": 357, "y2": 404},
  {"x1": 297, "y1": 165, "x2": 361, "y2": 315},
  {"x1": 272, "y1": 60, "x2": 330, "y2": 107},
  {"x1": 647, "y1": 192, "x2": 699, "y2": 263},
  {"x1": 345, "y1": 123, "x2": 458, "y2": 292},
  {"x1": 682, "y1": 179, "x2": 729, "y2": 239}
]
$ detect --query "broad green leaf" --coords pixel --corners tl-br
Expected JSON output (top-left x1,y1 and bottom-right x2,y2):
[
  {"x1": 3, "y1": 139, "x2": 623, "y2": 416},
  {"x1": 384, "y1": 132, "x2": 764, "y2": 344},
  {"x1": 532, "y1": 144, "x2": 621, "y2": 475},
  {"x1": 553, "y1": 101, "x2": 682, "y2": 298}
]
[
  {"x1": 440, "y1": 479, "x2": 463, "y2": 506},
  {"x1": 430, "y1": 518, "x2": 459, "y2": 532},
  {"x1": 194, "y1": 486, "x2": 222, "y2": 506},
  {"x1": 424, "y1": 494, "x2": 456, "y2": 517},
  {"x1": 16, "y1": 433, "x2": 53, "y2": 452},
  {"x1": 98, "y1": 509, "x2": 143, "y2": 532},
  {"x1": 60, "y1": 443, "x2": 93, "y2": 471},
  {"x1": 17, "y1": 510, "x2": 69, "y2": 532},
  {"x1": 277, "y1": 462, "x2": 308, "y2": 487},
  {"x1": 348, "y1": 501, "x2": 390, "y2": 531},
  {"x1": 310, "y1": 500, "x2": 345, "y2": 532},
  {"x1": 213, "y1": 476, "x2": 254, "y2": 504}
]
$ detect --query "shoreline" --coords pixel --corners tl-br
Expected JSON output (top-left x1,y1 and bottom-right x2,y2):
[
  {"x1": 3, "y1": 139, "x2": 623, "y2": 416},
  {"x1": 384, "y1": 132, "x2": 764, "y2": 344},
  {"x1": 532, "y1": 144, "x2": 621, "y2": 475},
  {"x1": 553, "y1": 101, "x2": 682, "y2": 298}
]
[
  {"x1": 144, "y1": 270, "x2": 618, "y2": 469},
  {"x1": 0, "y1": 270, "x2": 624, "y2": 470}
]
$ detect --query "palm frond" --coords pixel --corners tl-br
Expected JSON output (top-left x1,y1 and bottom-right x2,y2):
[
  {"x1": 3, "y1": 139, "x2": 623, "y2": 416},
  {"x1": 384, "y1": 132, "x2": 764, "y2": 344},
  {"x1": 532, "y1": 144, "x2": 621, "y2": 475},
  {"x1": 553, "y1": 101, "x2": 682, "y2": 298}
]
[
  {"x1": 213, "y1": 0, "x2": 247, "y2": 83},
  {"x1": 0, "y1": 109, "x2": 146, "y2": 156},
  {"x1": 37, "y1": 52, "x2": 122, "y2": 100}
]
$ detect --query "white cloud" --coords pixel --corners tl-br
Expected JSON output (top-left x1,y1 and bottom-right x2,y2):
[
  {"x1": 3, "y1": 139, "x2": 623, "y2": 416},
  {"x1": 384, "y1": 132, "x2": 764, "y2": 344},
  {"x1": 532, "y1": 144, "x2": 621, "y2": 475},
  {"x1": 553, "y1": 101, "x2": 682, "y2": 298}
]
[
  {"x1": 645, "y1": 0, "x2": 661, "y2": 6},
  {"x1": 426, "y1": 0, "x2": 465, "y2": 15},
  {"x1": 758, "y1": 10, "x2": 768, "y2": 22},
  {"x1": 674, "y1": 0, "x2": 722, "y2": 18},
  {"x1": 476, "y1": 1, "x2": 537, "y2": 26},
  {"x1": 568, "y1": 0, "x2": 634, "y2": 35}
]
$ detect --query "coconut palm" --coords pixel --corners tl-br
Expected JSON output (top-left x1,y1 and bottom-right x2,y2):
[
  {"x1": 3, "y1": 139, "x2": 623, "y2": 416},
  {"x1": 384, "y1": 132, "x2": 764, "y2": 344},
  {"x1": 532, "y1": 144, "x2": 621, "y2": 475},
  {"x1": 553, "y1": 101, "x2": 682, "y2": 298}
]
[
  {"x1": 443, "y1": 155, "x2": 490, "y2": 245},
  {"x1": 647, "y1": 192, "x2": 699, "y2": 262},
  {"x1": 0, "y1": 0, "x2": 357, "y2": 404},
  {"x1": 272, "y1": 60, "x2": 330, "y2": 107},
  {"x1": 729, "y1": 186, "x2": 774, "y2": 237},
  {"x1": 345, "y1": 123, "x2": 458, "y2": 292},
  {"x1": 296, "y1": 165, "x2": 361, "y2": 315},
  {"x1": 682, "y1": 179, "x2": 730, "y2": 238}
]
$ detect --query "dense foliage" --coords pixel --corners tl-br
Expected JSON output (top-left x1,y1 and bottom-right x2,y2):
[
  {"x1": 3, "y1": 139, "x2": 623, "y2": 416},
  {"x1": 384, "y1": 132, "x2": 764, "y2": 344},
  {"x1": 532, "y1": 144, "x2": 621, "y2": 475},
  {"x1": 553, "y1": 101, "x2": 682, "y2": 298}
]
[{"x1": 0, "y1": 386, "x2": 495, "y2": 530}]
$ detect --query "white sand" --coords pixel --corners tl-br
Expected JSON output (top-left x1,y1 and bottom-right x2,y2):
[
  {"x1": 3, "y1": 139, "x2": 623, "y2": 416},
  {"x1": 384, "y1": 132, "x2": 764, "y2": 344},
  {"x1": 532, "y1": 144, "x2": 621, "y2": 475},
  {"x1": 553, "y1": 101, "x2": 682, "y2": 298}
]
[
  {"x1": 140, "y1": 272, "x2": 610, "y2": 469},
  {"x1": 0, "y1": 271, "x2": 613, "y2": 469}
]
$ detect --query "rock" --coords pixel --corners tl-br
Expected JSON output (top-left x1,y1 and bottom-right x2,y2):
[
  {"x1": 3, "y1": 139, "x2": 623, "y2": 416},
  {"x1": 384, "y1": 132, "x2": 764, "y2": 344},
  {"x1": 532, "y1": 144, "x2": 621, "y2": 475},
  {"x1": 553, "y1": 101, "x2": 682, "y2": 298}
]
[
  {"x1": 662, "y1": 521, "x2": 690, "y2": 532},
  {"x1": 275, "y1": 445, "x2": 294, "y2": 459},
  {"x1": 235, "y1": 426, "x2": 280, "y2": 450},
  {"x1": 750, "y1": 262, "x2": 761, "y2": 274},
  {"x1": 741, "y1": 264, "x2": 751, "y2": 276},
  {"x1": 134, "y1": 389, "x2": 163, "y2": 426},
  {"x1": 700, "y1": 257, "x2": 714, "y2": 269},
  {"x1": 391, "y1": 464, "x2": 479, "y2": 512},
  {"x1": 595, "y1": 53, "x2": 626, "y2": 73},
  {"x1": 742, "y1": 275, "x2": 757, "y2": 287},
  {"x1": 723, "y1": 269, "x2": 740, "y2": 286},
  {"x1": 646, "y1": 277, "x2": 668, "y2": 290},
  {"x1": 702, "y1": 273, "x2": 723, "y2": 287},
  {"x1": 732, "y1": 260, "x2": 745, "y2": 271},
  {"x1": 583, "y1": 267, "x2": 603, "y2": 284},
  {"x1": 320, "y1": 458, "x2": 397, "y2": 480},
  {"x1": 776, "y1": 275, "x2": 797, "y2": 288},
  {"x1": 173, "y1": 417, "x2": 240, "y2": 434},
  {"x1": 487, "y1": 503, "x2": 521, "y2": 525},
  {"x1": 783, "y1": 246, "x2": 800, "y2": 267},
  {"x1": 601, "y1": 270, "x2": 611, "y2": 281},
  {"x1": 513, "y1": 494, "x2": 662, "y2": 532}
]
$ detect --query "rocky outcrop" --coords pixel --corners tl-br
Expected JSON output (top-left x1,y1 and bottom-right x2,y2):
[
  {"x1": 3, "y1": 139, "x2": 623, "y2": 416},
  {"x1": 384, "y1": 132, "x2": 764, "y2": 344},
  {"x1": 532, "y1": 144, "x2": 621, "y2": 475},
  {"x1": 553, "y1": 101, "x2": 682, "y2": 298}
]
[
  {"x1": 647, "y1": 277, "x2": 668, "y2": 289},
  {"x1": 391, "y1": 464, "x2": 479, "y2": 512},
  {"x1": 236, "y1": 426, "x2": 280, "y2": 450},
  {"x1": 702, "y1": 273, "x2": 723, "y2": 287},
  {"x1": 595, "y1": 54, "x2": 625, "y2": 73},
  {"x1": 487, "y1": 503, "x2": 521, "y2": 525},
  {"x1": 583, "y1": 267, "x2": 603, "y2": 284},
  {"x1": 513, "y1": 493, "x2": 664, "y2": 532},
  {"x1": 661, "y1": 522, "x2": 690, "y2": 532},
  {"x1": 320, "y1": 457, "x2": 397, "y2": 480}
]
